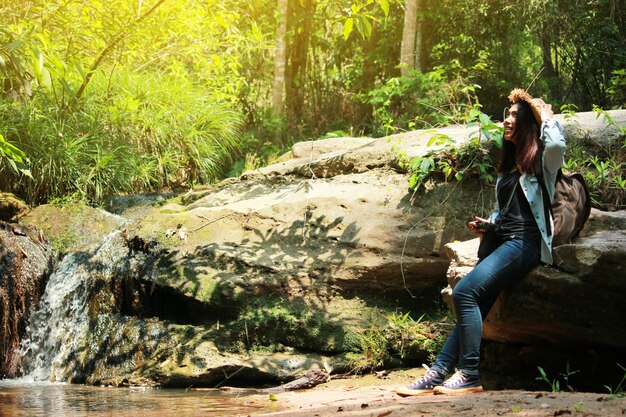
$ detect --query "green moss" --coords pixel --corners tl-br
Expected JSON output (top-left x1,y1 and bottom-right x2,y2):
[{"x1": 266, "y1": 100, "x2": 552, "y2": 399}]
[
  {"x1": 158, "y1": 209, "x2": 183, "y2": 214},
  {"x1": 49, "y1": 231, "x2": 79, "y2": 254},
  {"x1": 163, "y1": 195, "x2": 186, "y2": 206},
  {"x1": 225, "y1": 295, "x2": 355, "y2": 354}
]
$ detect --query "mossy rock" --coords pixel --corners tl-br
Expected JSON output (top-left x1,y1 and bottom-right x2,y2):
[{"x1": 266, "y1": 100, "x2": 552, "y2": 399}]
[
  {"x1": 19, "y1": 202, "x2": 127, "y2": 254},
  {"x1": 0, "y1": 192, "x2": 29, "y2": 221}
]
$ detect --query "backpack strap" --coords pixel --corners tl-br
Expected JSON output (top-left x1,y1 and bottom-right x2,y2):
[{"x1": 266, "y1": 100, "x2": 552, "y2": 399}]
[{"x1": 533, "y1": 146, "x2": 554, "y2": 237}]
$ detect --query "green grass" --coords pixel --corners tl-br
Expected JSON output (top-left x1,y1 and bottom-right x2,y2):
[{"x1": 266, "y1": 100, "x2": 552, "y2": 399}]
[{"x1": 0, "y1": 71, "x2": 242, "y2": 205}]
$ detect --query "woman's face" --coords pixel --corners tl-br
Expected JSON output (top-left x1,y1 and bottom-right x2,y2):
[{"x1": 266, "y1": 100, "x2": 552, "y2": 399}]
[{"x1": 504, "y1": 103, "x2": 518, "y2": 143}]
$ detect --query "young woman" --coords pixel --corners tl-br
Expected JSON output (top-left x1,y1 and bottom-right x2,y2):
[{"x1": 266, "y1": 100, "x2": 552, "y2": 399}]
[{"x1": 396, "y1": 89, "x2": 566, "y2": 396}]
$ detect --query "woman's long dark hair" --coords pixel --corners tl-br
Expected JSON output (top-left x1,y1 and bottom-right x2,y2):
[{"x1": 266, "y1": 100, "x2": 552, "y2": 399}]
[{"x1": 497, "y1": 100, "x2": 541, "y2": 174}]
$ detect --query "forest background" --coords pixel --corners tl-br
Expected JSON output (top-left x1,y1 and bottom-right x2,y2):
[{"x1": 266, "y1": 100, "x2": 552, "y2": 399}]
[{"x1": 0, "y1": 0, "x2": 624, "y2": 206}]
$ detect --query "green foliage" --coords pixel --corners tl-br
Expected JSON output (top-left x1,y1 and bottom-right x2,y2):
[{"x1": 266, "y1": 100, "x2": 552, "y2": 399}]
[
  {"x1": 0, "y1": 133, "x2": 30, "y2": 177},
  {"x1": 342, "y1": 0, "x2": 390, "y2": 41},
  {"x1": 226, "y1": 113, "x2": 284, "y2": 177},
  {"x1": 0, "y1": 1, "x2": 247, "y2": 204},
  {"x1": 604, "y1": 363, "x2": 626, "y2": 397},
  {"x1": 608, "y1": 69, "x2": 626, "y2": 107},
  {"x1": 398, "y1": 110, "x2": 502, "y2": 191},
  {"x1": 352, "y1": 321, "x2": 389, "y2": 371},
  {"x1": 350, "y1": 311, "x2": 447, "y2": 372},
  {"x1": 536, "y1": 362, "x2": 580, "y2": 393},
  {"x1": 532, "y1": 0, "x2": 626, "y2": 109},
  {"x1": 360, "y1": 68, "x2": 481, "y2": 136},
  {"x1": 0, "y1": 71, "x2": 242, "y2": 204},
  {"x1": 536, "y1": 366, "x2": 561, "y2": 392}
]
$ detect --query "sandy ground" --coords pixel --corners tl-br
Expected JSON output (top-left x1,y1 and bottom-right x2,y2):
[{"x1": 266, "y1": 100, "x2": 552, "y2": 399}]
[{"x1": 239, "y1": 370, "x2": 626, "y2": 417}]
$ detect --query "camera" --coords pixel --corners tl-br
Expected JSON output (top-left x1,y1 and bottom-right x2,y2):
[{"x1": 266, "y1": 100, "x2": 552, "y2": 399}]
[{"x1": 474, "y1": 220, "x2": 501, "y2": 234}]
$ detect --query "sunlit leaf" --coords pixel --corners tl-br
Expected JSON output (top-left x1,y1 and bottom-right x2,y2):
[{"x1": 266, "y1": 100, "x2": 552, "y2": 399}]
[
  {"x1": 360, "y1": 16, "x2": 372, "y2": 39},
  {"x1": 377, "y1": 0, "x2": 389, "y2": 16},
  {"x1": 74, "y1": 59, "x2": 87, "y2": 80},
  {"x1": 343, "y1": 18, "x2": 354, "y2": 40}
]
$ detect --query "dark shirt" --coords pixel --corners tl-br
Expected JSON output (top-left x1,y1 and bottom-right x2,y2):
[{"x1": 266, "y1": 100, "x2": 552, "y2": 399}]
[{"x1": 496, "y1": 171, "x2": 541, "y2": 242}]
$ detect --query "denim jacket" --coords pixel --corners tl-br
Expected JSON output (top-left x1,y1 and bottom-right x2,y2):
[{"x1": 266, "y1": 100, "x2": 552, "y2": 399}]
[{"x1": 488, "y1": 119, "x2": 566, "y2": 264}]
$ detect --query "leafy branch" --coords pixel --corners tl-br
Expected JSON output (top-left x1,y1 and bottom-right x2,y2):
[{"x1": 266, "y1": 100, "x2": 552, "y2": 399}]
[
  {"x1": 0, "y1": 134, "x2": 31, "y2": 177},
  {"x1": 397, "y1": 109, "x2": 502, "y2": 191},
  {"x1": 71, "y1": 0, "x2": 167, "y2": 104}
]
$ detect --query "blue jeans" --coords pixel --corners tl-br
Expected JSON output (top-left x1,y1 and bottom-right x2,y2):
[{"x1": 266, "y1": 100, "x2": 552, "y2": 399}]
[{"x1": 431, "y1": 237, "x2": 541, "y2": 377}]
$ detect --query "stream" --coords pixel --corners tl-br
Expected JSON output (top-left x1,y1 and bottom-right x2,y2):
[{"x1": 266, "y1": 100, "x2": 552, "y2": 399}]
[{"x1": 0, "y1": 380, "x2": 279, "y2": 416}]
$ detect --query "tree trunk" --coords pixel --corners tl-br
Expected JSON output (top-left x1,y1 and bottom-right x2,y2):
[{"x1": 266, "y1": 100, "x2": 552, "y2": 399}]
[
  {"x1": 541, "y1": 22, "x2": 560, "y2": 99},
  {"x1": 362, "y1": 21, "x2": 379, "y2": 86},
  {"x1": 400, "y1": 0, "x2": 419, "y2": 76},
  {"x1": 272, "y1": 0, "x2": 288, "y2": 117},
  {"x1": 414, "y1": 1, "x2": 423, "y2": 72},
  {"x1": 285, "y1": 0, "x2": 315, "y2": 130}
]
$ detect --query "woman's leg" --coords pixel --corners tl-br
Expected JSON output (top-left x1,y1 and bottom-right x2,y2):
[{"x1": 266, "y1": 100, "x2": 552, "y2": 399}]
[
  {"x1": 430, "y1": 281, "x2": 501, "y2": 375},
  {"x1": 431, "y1": 238, "x2": 539, "y2": 375},
  {"x1": 452, "y1": 238, "x2": 540, "y2": 376}
]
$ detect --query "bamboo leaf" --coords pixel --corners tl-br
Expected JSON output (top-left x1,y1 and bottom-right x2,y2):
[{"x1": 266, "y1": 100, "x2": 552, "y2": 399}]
[
  {"x1": 361, "y1": 16, "x2": 372, "y2": 39},
  {"x1": 74, "y1": 59, "x2": 87, "y2": 80},
  {"x1": 40, "y1": 67, "x2": 52, "y2": 88},
  {"x1": 7, "y1": 39, "x2": 24, "y2": 52},
  {"x1": 377, "y1": 0, "x2": 389, "y2": 16},
  {"x1": 343, "y1": 18, "x2": 354, "y2": 40}
]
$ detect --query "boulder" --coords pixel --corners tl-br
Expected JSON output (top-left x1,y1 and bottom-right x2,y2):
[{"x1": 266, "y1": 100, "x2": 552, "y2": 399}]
[
  {"x1": 260, "y1": 110, "x2": 625, "y2": 179},
  {"x1": 17, "y1": 230, "x2": 345, "y2": 387}
]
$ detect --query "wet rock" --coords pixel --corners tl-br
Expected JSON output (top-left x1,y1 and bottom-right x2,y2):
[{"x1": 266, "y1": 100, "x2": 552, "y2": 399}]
[{"x1": 0, "y1": 225, "x2": 54, "y2": 377}]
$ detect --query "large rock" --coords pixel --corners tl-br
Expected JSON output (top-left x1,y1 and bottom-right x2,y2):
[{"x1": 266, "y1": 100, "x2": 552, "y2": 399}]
[
  {"x1": 262, "y1": 110, "x2": 625, "y2": 176},
  {"x1": 17, "y1": 230, "x2": 343, "y2": 387}
]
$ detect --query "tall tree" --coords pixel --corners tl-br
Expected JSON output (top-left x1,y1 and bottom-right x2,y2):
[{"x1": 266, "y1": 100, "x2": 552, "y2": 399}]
[
  {"x1": 272, "y1": 0, "x2": 288, "y2": 117},
  {"x1": 285, "y1": 0, "x2": 316, "y2": 129},
  {"x1": 400, "y1": 0, "x2": 419, "y2": 76}
]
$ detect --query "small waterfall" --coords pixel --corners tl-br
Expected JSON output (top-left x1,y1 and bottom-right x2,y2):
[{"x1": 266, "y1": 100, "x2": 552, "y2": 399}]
[{"x1": 18, "y1": 231, "x2": 126, "y2": 382}]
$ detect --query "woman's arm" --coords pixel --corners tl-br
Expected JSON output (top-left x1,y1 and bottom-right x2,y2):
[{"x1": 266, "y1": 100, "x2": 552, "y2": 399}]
[{"x1": 539, "y1": 104, "x2": 566, "y2": 175}]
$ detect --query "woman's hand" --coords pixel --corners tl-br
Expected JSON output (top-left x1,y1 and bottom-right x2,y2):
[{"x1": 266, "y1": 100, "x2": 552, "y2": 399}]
[
  {"x1": 533, "y1": 98, "x2": 554, "y2": 121},
  {"x1": 468, "y1": 216, "x2": 490, "y2": 237}
]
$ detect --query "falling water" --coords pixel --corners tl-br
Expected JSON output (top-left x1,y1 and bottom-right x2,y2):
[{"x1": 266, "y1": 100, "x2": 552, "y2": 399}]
[{"x1": 18, "y1": 231, "x2": 126, "y2": 382}]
